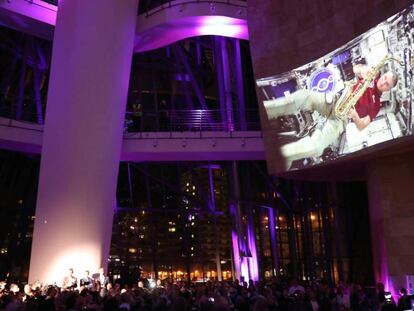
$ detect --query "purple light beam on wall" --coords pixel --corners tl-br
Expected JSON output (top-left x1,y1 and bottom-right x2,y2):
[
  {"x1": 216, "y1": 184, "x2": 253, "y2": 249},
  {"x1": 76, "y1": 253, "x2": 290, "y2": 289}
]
[
  {"x1": 135, "y1": 15, "x2": 248, "y2": 52},
  {"x1": 246, "y1": 222, "x2": 259, "y2": 281},
  {"x1": 240, "y1": 257, "x2": 249, "y2": 283},
  {"x1": 231, "y1": 230, "x2": 241, "y2": 281}
]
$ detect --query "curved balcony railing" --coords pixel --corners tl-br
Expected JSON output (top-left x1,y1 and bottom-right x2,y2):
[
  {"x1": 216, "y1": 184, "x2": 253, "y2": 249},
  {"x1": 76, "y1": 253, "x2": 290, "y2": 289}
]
[
  {"x1": 125, "y1": 108, "x2": 260, "y2": 133},
  {"x1": 0, "y1": 104, "x2": 261, "y2": 133},
  {"x1": 38, "y1": 0, "x2": 247, "y2": 13},
  {"x1": 138, "y1": 0, "x2": 247, "y2": 16}
]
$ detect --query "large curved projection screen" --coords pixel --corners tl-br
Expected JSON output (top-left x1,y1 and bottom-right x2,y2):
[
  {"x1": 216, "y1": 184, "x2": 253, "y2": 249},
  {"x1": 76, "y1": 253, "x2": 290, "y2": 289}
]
[{"x1": 257, "y1": 5, "x2": 414, "y2": 173}]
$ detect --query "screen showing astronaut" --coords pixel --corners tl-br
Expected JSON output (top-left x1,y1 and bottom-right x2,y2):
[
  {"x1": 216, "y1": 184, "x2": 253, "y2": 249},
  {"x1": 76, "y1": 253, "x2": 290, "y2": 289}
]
[{"x1": 257, "y1": 5, "x2": 414, "y2": 173}]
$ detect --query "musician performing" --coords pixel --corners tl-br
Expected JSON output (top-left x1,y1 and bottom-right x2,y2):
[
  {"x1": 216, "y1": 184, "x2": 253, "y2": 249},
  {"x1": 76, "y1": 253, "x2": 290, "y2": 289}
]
[{"x1": 263, "y1": 56, "x2": 400, "y2": 170}]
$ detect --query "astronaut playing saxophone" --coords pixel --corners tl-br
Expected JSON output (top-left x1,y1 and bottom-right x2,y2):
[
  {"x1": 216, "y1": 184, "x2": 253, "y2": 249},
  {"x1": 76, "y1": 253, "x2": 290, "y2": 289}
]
[{"x1": 263, "y1": 60, "x2": 399, "y2": 169}]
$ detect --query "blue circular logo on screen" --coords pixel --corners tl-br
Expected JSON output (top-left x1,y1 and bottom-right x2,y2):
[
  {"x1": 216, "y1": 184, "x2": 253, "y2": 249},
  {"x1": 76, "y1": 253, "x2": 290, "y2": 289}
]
[{"x1": 309, "y1": 68, "x2": 335, "y2": 93}]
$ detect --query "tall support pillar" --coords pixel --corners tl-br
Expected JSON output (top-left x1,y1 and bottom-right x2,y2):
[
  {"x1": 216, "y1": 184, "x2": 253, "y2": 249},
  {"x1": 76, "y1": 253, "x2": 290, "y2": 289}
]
[
  {"x1": 214, "y1": 37, "x2": 226, "y2": 124},
  {"x1": 29, "y1": 0, "x2": 138, "y2": 284},
  {"x1": 287, "y1": 211, "x2": 299, "y2": 278},
  {"x1": 32, "y1": 67, "x2": 44, "y2": 125},
  {"x1": 267, "y1": 207, "x2": 279, "y2": 276},
  {"x1": 241, "y1": 164, "x2": 259, "y2": 282},
  {"x1": 229, "y1": 162, "x2": 242, "y2": 281},
  {"x1": 209, "y1": 165, "x2": 222, "y2": 281},
  {"x1": 233, "y1": 39, "x2": 246, "y2": 131},
  {"x1": 230, "y1": 228, "x2": 241, "y2": 281},
  {"x1": 145, "y1": 169, "x2": 158, "y2": 280},
  {"x1": 16, "y1": 38, "x2": 28, "y2": 120},
  {"x1": 220, "y1": 37, "x2": 235, "y2": 131},
  {"x1": 30, "y1": 37, "x2": 45, "y2": 125},
  {"x1": 367, "y1": 153, "x2": 414, "y2": 296},
  {"x1": 245, "y1": 205, "x2": 259, "y2": 281}
]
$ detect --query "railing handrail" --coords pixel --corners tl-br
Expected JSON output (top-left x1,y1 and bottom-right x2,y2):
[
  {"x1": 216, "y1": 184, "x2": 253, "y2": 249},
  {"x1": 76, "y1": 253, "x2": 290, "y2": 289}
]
[
  {"x1": 124, "y1": 108, "x2": 258, "y2": 114},
  {"x1": 124, "y1": 108, "x2": 260, "y2": 133},
  {"x1": 0, "y1": 106, "x2": 261, "y2": 133}
]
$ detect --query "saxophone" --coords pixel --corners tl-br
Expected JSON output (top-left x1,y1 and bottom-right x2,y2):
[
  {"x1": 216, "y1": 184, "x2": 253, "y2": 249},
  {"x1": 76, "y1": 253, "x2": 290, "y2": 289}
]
[{"x1": 334, "y1": 55, "x2": 402, "y2": 119}]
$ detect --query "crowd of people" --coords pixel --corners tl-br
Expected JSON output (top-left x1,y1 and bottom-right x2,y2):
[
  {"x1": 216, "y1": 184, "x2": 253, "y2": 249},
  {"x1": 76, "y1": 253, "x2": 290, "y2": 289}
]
[{"x1": 0, "y1": 274, "x2": 413, "y2": 311}]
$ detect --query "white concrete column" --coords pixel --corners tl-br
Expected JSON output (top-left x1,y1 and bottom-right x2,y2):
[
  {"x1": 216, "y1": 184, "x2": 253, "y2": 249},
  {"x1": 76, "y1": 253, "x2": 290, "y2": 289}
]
[{"x1": 29, "y1": 0, "x2": 139, "y2": 284}]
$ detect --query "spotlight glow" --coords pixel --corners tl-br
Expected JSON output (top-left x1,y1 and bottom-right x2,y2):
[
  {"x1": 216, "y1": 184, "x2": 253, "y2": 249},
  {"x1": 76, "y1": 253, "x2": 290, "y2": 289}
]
[
  {"x1": 197, "y1": 16, "x2": 246, "y2": 38},
  {"x1": 45, "y1": 243, "x2": 102, "y2": 286}
]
